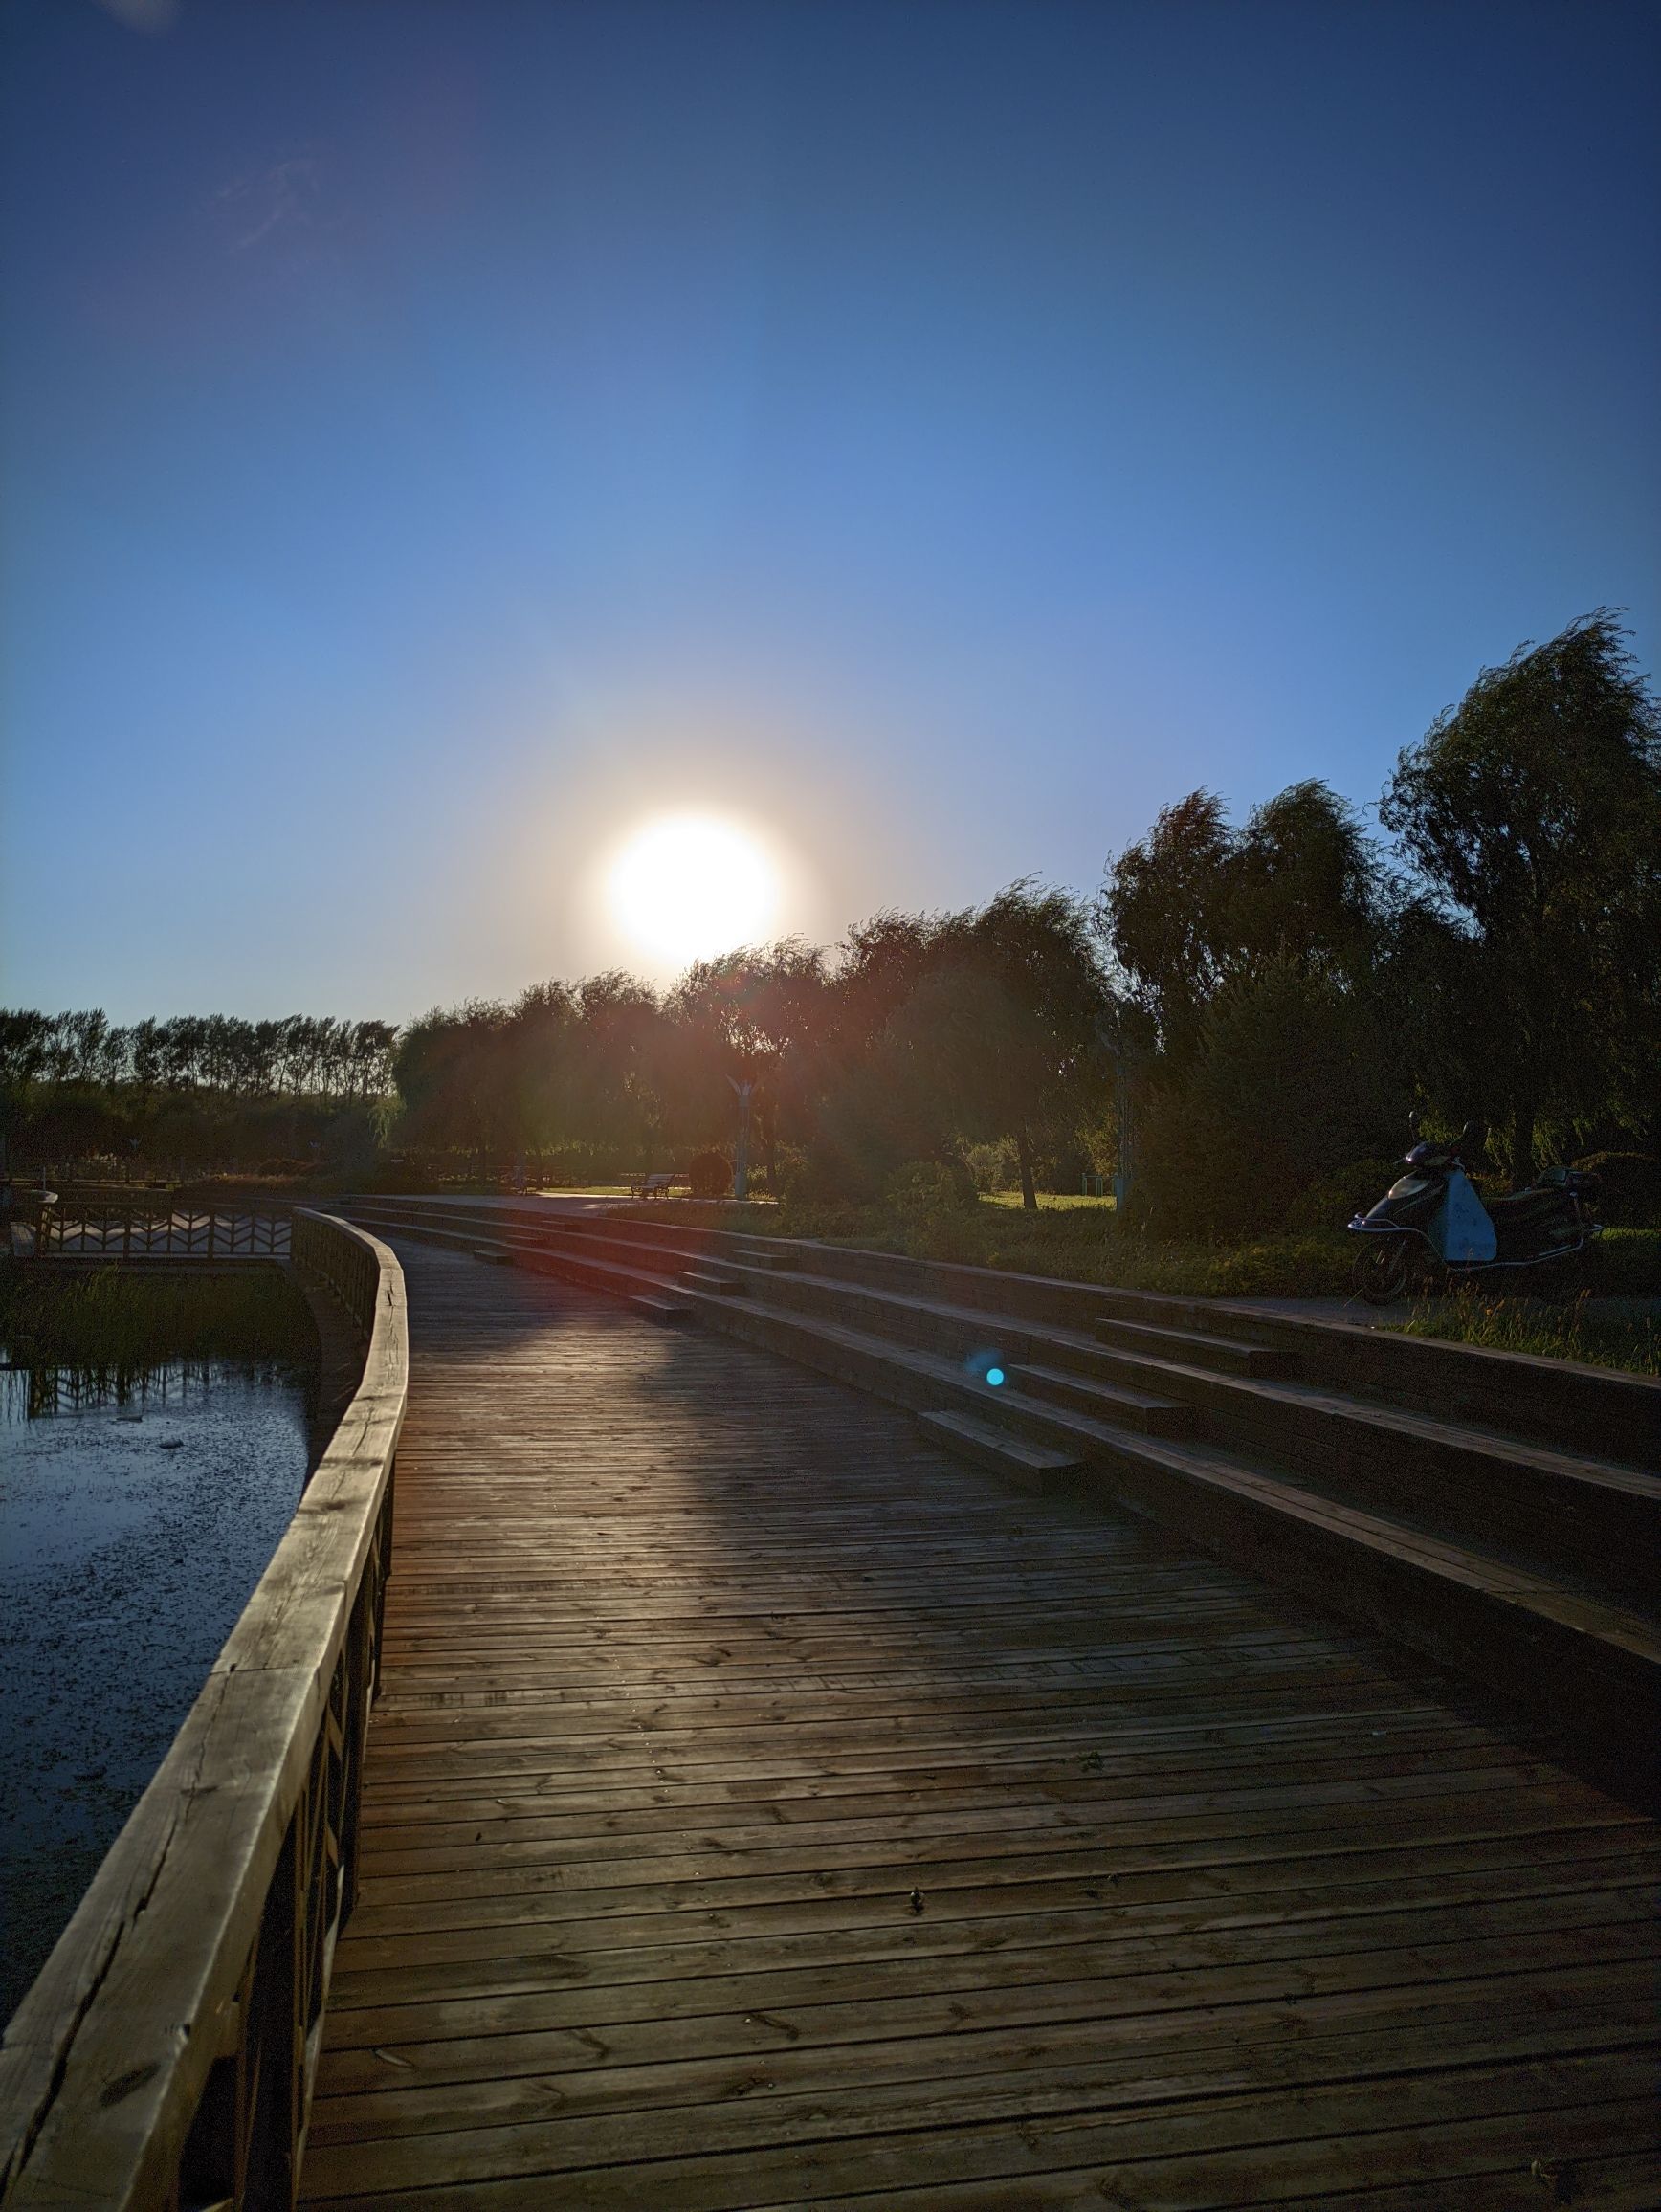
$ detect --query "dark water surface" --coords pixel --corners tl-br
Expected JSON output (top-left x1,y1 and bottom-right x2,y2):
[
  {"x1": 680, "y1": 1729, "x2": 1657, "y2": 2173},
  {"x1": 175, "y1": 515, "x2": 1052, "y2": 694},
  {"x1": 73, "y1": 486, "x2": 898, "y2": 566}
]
[{"x1": 1, "y1": 1360, "x2": 312, "y2": 2023}]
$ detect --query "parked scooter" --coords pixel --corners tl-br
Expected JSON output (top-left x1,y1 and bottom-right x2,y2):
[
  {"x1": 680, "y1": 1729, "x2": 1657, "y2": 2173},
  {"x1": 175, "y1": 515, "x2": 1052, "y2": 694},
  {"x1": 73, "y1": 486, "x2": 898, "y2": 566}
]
[{"x1": 1348, "y1": 1121, "x2": 1602, "y2": 1305}]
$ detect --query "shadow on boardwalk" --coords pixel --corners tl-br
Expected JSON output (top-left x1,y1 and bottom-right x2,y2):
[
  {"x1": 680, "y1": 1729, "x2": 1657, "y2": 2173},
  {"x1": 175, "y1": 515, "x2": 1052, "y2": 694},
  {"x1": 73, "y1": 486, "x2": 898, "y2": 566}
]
[{"x1": 299, "y1": 1243, "x2": 1660, "y2": 2210}]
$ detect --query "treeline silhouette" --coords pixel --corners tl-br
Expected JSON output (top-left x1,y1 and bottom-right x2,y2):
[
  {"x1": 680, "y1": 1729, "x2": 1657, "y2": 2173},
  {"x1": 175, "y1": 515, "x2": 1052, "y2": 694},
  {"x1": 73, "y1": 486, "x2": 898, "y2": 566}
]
[
  {"x1": 388, "y1": 885, "x2": 1109, "y2": 1203},
  {"x1": 0, "y1": 1012, "x2": 395, "y2": 1178},
  {"x1": 6, "y1": 614, "x2": 1657, "y2": 1233}
]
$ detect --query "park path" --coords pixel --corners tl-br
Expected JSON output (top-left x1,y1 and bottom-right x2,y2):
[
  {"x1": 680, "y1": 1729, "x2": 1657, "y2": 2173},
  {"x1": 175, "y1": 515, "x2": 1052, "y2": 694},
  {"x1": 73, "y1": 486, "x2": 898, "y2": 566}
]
[{"x1": 298, "y1": 1243, "x2": 1659, "y2": 2209}]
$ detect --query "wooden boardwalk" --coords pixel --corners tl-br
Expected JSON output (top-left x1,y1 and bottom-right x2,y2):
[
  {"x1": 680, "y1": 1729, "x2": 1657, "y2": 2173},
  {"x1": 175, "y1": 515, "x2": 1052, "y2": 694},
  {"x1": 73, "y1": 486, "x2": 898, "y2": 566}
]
[{"x1": 299, "y1": 1245, "x2": 1660, "y2": 2210}]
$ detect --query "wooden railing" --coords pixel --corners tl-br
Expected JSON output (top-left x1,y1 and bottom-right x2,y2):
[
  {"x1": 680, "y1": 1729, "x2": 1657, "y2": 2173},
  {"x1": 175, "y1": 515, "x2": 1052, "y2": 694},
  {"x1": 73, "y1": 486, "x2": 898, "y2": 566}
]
[
  {"x1": 0, "y1": 1212, "x2": 407, "y2": 2211},
  {"x1": 29, "y1": 1206, "x2": 292, "y2": 1260}
]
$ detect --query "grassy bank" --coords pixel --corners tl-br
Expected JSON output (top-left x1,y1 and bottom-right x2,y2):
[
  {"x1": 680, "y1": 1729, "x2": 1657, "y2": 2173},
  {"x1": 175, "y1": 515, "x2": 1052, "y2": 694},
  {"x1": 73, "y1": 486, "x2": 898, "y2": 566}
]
[
  {"x1": 628, "y1": 1195, "x2": 1360, "y2": 1296},
  {"x1": 0, "y1": 1265, "x2": 316, "y2": 1370},
  {"x1": 627, "y1": 1198, "x2": 1661, "y2": 1312},
  {"x1": 981, "y1": 1191, "x2": 1116, "y2": 1212},
  {"x1": 1396, "y1": 1293, "x2": 1661, "y2": 1377}
]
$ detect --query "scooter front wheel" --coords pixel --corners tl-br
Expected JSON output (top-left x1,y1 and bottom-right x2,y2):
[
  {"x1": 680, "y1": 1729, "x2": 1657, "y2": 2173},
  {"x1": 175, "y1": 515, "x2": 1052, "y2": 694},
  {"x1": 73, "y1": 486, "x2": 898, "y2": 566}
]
[{"x1": 1351, "y1": 1236, "x2": 1410, "y2": 1306}]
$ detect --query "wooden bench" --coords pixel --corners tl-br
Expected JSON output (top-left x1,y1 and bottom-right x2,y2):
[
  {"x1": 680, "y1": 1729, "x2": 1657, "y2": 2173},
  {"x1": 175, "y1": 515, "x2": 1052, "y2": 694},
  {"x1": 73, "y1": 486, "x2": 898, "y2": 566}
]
[{"x1": 628, "y1": 1171, "x2": 677, "y2": 1200}]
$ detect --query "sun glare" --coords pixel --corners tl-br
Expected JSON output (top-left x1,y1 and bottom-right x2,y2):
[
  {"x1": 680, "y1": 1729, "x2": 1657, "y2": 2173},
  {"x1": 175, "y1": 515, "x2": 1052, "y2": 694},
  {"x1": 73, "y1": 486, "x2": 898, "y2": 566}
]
[{"x1": 608, "y1": 813, "x2": 780, "y2": 968}]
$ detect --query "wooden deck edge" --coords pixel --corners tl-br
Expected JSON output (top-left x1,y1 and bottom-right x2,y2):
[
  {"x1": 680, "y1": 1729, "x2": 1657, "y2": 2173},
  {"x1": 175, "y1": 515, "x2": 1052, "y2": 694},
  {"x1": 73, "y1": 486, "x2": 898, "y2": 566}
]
[{"x1": 0, "y1": 1218, "x2": 408, "y2": 2211}]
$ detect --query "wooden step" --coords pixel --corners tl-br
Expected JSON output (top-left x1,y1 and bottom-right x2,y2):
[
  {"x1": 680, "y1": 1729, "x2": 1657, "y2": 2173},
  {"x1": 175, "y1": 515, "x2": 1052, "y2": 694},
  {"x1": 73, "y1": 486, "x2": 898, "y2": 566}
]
[
  {"x1": 656, "y1": 1256, "x2": 1658, "y2": 1603},
  {"x1": 348, "y1": 1203, "x2": 1661, "y2": 1665},
  {"x1": 342, "y1": 1211, "x2": 515, "y2": 1265},
  {"x1": 538, "y1": 1249, "x2": 673, "y2": 1297},
  {"x1": 1184, "y1": 1293, "x2": 1661, "y2": 1466},
  {"x1": 1006, "y1": 1361, "x2": 1193, "y2": 1436},
  {"x1": 1075, "y1": 1338, "x2": 1661, "y2": 1610},
  {"x1": 542, "y1": 1224, "x2": 711, "y2": 1276},
  {"x1": 686, "y1": 1290, "x2": 1658, "y2": 1781},
  {"x1": 516, "y1": 1240, "x2": 689, "y2": 1316},
  {"x1": 1061, "y1": 1419, "x2": 1661, "y2": 1781},
  {"x1": 699, "y1": 1294, "x2": 1163, "y2": 1469},
  {"x1": 1095, "y1": 1314, "x2": 1282, "y2": 1375},
  {"x1": 917, "y1": 1408, "x2": 1083, "y2": 1490}
]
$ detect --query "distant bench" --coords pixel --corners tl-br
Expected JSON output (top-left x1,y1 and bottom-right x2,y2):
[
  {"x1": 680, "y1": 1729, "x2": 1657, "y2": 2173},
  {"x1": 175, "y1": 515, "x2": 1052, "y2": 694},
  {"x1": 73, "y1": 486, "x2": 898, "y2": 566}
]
[{"x1": 628, "y1": 1172, "x2": 679, "y2": 1201}]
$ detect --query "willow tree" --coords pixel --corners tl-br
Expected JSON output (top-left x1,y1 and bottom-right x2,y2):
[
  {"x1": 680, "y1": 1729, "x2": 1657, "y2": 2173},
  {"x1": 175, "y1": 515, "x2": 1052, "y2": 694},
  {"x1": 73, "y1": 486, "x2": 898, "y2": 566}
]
[
  {"x1": 887, "y1": 884, "x2": 1110, "y2": 1210},
  {"x1": 671, "y1": 940, "x2": 830, "y2": 1191},
  {"x1": 1381, "y1": 611, "x2": 1661, "y2": 1184},
  {"x1": 1102, "y1": 782, "x2": 1390, "y2": 1061}
]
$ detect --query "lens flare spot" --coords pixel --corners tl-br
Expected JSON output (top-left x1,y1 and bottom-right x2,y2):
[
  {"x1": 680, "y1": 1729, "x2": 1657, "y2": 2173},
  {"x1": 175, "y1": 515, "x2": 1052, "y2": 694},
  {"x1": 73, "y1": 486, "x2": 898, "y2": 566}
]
[{"x1": 986, "y1": 1367, "x2": 1005, "y2": 1387}]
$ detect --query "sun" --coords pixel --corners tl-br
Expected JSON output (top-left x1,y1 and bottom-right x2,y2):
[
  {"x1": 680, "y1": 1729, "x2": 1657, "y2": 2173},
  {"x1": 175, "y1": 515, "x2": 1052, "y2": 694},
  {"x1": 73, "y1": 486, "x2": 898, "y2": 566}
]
[{"x1": 608, "y1": 813, "x2": 780, "y2": 967}]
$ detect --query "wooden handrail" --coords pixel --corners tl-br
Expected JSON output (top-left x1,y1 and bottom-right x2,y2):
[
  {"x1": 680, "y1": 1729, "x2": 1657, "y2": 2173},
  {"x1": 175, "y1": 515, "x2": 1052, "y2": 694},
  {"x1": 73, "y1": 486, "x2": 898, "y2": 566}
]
[{"x1": 0, "y1": 1212, "x2": 407, "y2": 2210}]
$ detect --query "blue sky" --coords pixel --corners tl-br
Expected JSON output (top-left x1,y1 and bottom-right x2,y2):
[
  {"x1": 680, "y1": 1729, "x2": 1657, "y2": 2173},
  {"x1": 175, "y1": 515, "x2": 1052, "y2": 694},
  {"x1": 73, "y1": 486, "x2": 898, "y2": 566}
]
[{"x1": 4, "y1": 0, "x2": 1656, "y2": 1021}]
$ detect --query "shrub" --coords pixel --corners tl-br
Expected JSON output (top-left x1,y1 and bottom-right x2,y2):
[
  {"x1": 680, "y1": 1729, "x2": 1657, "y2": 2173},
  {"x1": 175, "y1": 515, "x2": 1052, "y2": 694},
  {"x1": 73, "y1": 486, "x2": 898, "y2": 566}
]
[
  {"x1": 687, "y1": 1150, "x2": 733, "y2": 1199},
  {"x1": 884, "y1": 1159, "x2": 979, "y2": 1216},
  {"x1": 963, "y1": 1139, "x2": 1020, "y2": 1192},
  {"x1": 763, "y1": 1144, "x2": 808, "y2": 1200},
  {"x1": 899, "y1": 1206, "x2": 992, "y2": 1264},
  {"x1": 1128, "y1": 962, "x2": 1406, "y2": 1240},
  {"x1": 1282, "y1": 1157, "x2": 1406, "y2": 1235},
  {"x1": 1573, "y1": 1152, "x2": 1661, "y2": 1228},
  {"x1": 1585, "y1": 1228, "x2": 1661, "y2": 1296},
  {"x1": 358, "y1": 1154, "x2": 435, "y2": 1193}
]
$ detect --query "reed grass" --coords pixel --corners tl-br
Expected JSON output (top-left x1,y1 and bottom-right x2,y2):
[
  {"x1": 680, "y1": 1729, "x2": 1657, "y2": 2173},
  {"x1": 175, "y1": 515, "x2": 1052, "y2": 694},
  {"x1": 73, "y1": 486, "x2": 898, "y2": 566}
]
[{"x1": 0, "y1": 1265, "x2": 315, "y2": 1370}]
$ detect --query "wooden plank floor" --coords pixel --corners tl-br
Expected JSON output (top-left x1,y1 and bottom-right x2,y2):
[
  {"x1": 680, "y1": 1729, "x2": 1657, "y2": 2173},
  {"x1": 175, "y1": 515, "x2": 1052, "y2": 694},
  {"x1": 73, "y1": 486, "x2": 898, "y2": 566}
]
[{"x1": 299, "y1": 1246, "x2": 1661, "y2": 2210}]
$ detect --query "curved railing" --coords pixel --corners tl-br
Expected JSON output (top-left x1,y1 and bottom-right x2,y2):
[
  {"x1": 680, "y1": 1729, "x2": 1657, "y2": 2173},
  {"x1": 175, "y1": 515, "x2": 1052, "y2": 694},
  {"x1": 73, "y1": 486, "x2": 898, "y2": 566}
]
[{"x1": 0, "y1": 1211, "x2": 406, "y2": 2210}]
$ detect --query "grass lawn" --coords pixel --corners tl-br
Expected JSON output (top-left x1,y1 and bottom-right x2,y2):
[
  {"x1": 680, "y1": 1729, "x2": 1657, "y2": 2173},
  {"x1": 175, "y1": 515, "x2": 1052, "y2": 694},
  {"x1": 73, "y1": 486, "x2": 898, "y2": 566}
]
[
  {"x1": 530, "y1": 1184, "x2": 639, "y2": 1197},
  {"x1": 1396, "y1": 1293, "x2": 1661, "y2": 1378},
  {"x1": 981, "y1": 1190, "x2": 1117, "y2": 1212}
]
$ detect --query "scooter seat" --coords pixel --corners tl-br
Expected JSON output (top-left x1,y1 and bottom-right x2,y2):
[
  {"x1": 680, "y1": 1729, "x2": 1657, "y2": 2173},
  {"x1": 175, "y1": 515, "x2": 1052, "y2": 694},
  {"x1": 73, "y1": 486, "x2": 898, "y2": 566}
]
[{"x1": 1487, "y1": 1188, "x2": 1572, "y2": 1227}]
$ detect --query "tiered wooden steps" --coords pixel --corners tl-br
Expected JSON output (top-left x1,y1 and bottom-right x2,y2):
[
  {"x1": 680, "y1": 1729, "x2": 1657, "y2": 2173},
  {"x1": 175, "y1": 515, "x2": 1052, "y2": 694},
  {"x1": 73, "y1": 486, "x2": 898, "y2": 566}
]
[
  {"x1": 297, "y1": 1242, "x2": 1661, "y2": 2208},
  {"x1": 342, "y1": 1197, "x2": 1661, "y2": 1793}
]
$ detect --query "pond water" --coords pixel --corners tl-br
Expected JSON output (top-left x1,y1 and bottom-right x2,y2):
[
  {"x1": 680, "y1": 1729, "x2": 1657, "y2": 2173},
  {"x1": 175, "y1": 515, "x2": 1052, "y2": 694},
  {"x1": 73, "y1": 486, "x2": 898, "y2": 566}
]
[{"x1": 1, "y1": 1359, "x2": 313, "y2": 2024}]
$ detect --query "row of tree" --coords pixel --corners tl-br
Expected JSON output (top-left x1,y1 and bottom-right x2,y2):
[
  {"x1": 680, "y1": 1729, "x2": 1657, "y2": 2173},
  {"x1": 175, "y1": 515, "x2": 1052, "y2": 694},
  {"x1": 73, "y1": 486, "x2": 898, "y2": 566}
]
[
  {"x1": 1105, "y1": 612, "x2": 1659, "y2": 1230},
  {"x1": 388, "y1": 886, "x2": 1111, "y2": 1204},
  {"x1": 0, "y1": 1014, "x2": 397, "y2": 1177},
  {"x1": 0, "y1": 1012, "x2": 396, "y2": 1102},
  {"x1": 391, "y1": 610, "x2": 1661, "y2": 1226},
  {"x1": 6, "y1": 613, "x2": 1657, "y2": 1228}
]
